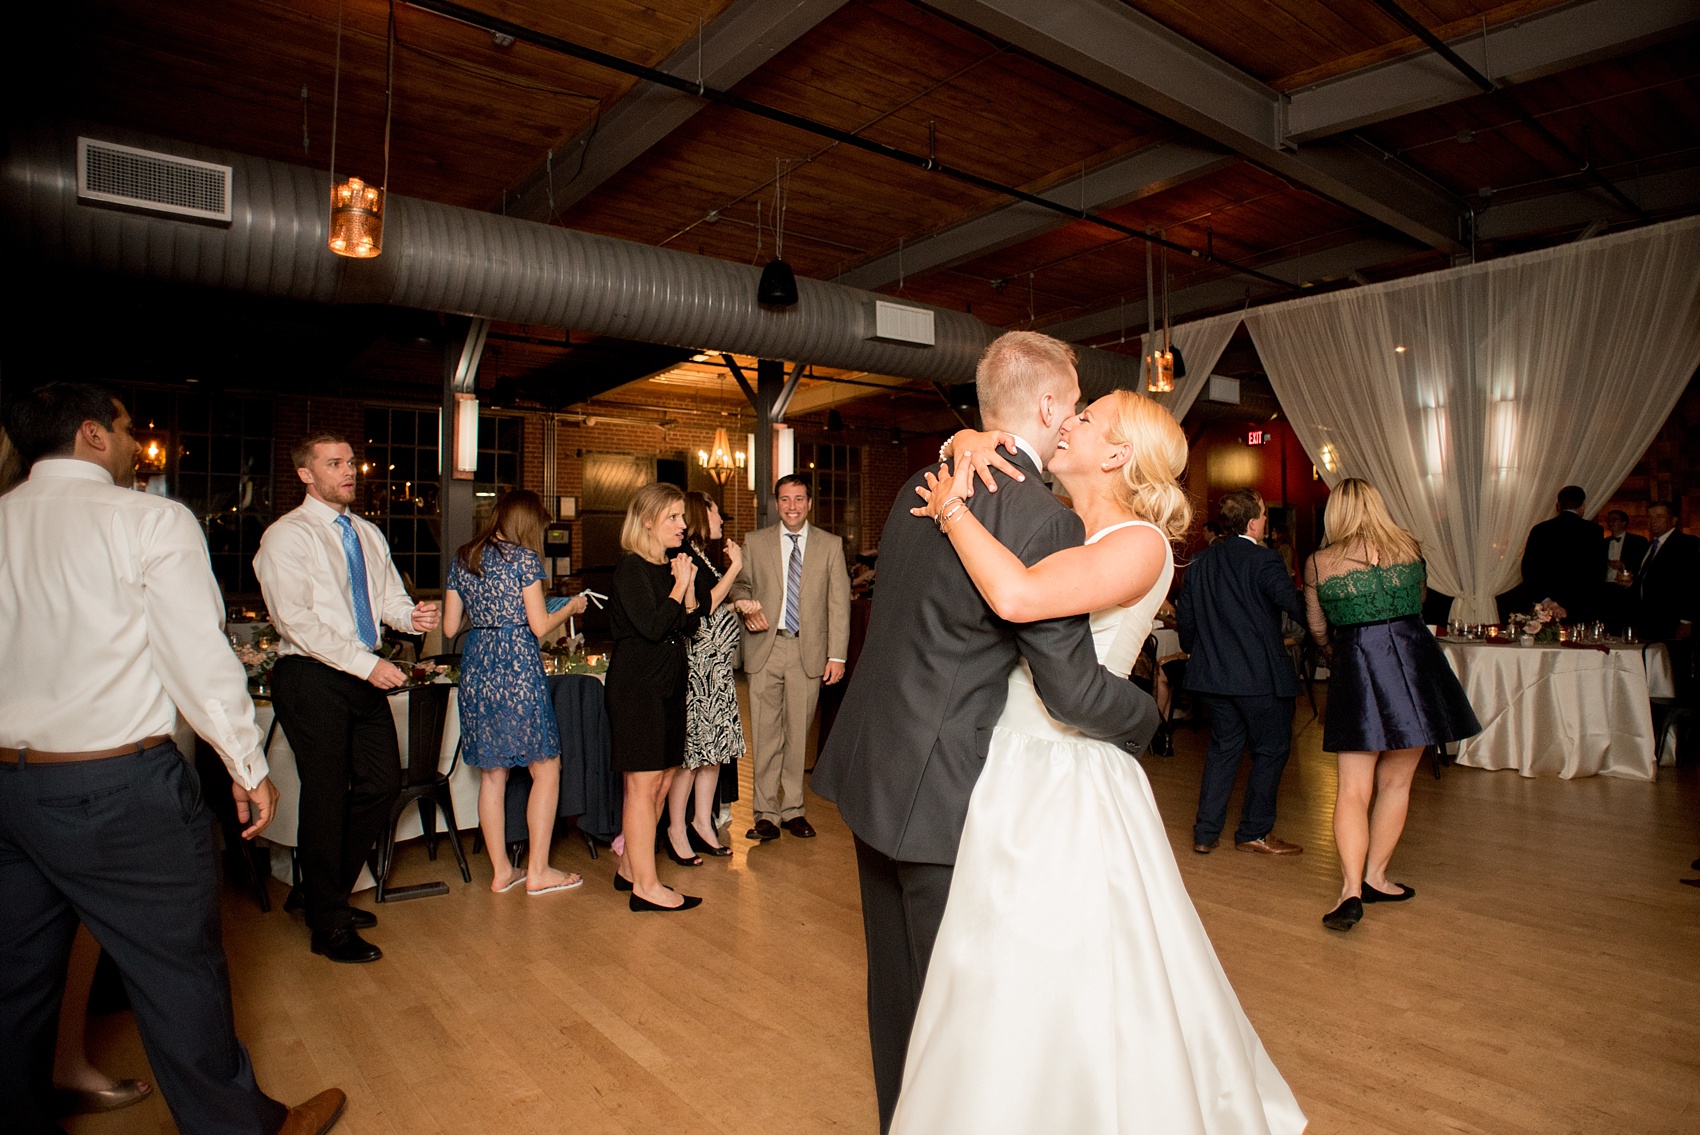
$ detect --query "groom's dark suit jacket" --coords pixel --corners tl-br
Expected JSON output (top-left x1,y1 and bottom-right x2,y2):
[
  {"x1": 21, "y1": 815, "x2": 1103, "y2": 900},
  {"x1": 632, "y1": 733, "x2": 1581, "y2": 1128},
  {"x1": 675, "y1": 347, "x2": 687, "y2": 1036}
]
[{"x1": 812, "y1": 450, "x2": 1158, "y2": 866}]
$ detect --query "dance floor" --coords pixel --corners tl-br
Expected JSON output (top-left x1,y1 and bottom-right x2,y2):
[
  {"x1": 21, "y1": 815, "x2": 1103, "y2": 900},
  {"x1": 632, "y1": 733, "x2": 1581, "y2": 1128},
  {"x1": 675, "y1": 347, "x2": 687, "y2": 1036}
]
[{"x1": 69, "y1": 689, "x2": 1700, "y2": 1135}]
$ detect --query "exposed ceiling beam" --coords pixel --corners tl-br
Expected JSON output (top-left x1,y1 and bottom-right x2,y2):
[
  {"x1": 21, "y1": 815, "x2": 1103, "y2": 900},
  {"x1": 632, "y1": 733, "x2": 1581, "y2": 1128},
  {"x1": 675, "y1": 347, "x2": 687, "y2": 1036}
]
[
  {"x1": 835, "y1": 142, "x2": 1233, "y2": 291},
  {"x1": 1474, "y1": 166, "x2": 1700, "y2": 240},
  {"x1": 1041, "y1": 237, "x2": 1424, "y2": 343},
  {"x1": 929, "y1": 0, "x2": 1474, "y2": 252},
  {"x1": 785, "y1": 372, "x2": 918, "y2": 416},
  {"x1": 1285, "y1": 0, "x2": 1700, "y2": 142},
  {"x1": 1041, "y1": 167, "x2": 1700, "y2": 342},
  {"x1": 499, "y1": 0, "x2": 849, "y2": 223}
]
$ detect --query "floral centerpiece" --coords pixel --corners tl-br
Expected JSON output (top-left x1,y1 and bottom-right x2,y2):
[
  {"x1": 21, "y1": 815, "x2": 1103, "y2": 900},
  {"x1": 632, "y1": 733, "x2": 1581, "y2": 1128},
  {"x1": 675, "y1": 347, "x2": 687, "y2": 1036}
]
[
  {"x1": 1522, "y1": 600, "x2": 1567, "y2": 644},
  {"x1": 541, "y1": 637, "x2": 609, "y2": 676},
  {"x1": 231, "y1": 622, "x2": 279, "y2": 694}
]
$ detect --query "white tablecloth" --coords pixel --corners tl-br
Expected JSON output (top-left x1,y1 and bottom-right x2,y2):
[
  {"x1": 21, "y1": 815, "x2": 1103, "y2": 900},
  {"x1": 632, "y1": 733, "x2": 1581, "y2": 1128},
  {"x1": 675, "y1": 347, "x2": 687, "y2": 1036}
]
[
  {"x1": 1152, "y1": 628, "x2": 1183, "y2": 661},
  {"x1": 1437, "y1": 641, "x2": 1670, "y2": 781},
  {"x1": 253, "y1": 687, "x2": 482, "y2": 885}
]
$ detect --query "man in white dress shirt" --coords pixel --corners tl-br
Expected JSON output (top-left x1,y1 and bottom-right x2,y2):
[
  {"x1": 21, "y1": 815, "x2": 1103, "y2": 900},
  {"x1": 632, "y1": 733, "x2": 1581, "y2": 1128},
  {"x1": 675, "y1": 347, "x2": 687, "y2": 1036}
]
[
  {"x1": 0, "y1": 384, "x2": 345, "y2": 1134},
  {"x1": 254, "y1": 435, "x2": 439, "y2": 964}
]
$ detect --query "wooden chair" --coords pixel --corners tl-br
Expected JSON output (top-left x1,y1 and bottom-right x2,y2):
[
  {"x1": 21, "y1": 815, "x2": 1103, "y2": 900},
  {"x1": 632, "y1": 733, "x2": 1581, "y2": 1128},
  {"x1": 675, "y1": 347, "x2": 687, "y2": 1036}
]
[{"x1": 374, "y1": 682, "x2": 471, "y2": 902}]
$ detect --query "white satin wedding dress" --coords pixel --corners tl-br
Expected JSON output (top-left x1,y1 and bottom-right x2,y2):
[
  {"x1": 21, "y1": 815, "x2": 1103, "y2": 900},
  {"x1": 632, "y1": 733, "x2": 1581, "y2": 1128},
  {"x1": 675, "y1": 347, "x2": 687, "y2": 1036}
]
[{"x1": 890, "y1": 520, "x2": 1307, "y2": 1135}]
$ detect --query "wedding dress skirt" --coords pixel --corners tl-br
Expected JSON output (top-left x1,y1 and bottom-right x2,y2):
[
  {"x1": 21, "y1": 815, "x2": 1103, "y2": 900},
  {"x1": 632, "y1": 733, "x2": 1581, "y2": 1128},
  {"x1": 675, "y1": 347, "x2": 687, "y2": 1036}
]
[{"x1": 891, "y1": 522, "x2": 1306, "y2": 1135}]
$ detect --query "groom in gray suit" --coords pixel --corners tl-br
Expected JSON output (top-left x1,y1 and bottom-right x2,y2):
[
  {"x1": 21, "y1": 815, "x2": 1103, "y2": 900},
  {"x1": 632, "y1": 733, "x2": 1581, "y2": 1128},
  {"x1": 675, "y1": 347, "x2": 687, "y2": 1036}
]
[{"x1": 812, "y1": 331, "x2": 1159, "y2": 1132}]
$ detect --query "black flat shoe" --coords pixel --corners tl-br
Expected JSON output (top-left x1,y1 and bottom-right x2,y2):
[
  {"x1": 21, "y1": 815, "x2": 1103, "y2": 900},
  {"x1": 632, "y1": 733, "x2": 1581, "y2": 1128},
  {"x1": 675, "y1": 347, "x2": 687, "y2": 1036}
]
[
  {"x1": 664, "y1": 836, "x2": 703, "y2": 867},
  {"x1": 630, "y1": 892, "x2": 702, "y2": 912},
  {"x1": 613, "y1": 872, "x2": 632, "y2": 892},
  {"x1": 1322, "y1": 897, "x2": 1364, "y2": 932},
  {"x1": 310, "y1": 927, "x2": 383, "y2": 963},
  {"x1": 687, "y1": 824, "x2": 732, "y2": 856},
  {"x1": 1361, "y1": 882, "x2": 1415, "y2": 903}
]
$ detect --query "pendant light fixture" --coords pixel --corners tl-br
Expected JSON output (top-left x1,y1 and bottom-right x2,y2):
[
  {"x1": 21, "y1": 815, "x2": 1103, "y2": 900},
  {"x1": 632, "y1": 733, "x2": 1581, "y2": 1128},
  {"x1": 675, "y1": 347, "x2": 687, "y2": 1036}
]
[
  {"x1": 758, "y1": 159, "x2": 798, "y2": 306},
  {"x1": 326, "y1": 0, "x2": 395, "y2": 259}
]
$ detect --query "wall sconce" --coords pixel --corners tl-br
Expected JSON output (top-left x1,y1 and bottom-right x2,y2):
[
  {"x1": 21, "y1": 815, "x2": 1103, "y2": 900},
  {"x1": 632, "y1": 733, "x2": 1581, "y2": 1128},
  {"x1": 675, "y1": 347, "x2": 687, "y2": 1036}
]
[{"x1": 452, "y1": 393, "x2": 478, "y2": 480}]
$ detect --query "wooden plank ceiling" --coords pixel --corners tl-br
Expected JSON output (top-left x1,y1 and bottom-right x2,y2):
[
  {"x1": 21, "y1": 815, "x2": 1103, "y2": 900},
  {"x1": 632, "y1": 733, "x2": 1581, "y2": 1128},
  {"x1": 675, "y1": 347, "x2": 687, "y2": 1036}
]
[{"x1": 9, "y1": 0, "x2": 1699, "y2": 415}]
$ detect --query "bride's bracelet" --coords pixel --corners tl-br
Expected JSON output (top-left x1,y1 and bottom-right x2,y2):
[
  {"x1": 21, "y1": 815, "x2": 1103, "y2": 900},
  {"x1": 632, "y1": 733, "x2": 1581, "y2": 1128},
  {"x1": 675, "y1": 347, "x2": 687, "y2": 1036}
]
[
  {"x1": 937, "y1": 497, "x2": 968, "y2": 531},
  {"x1": 938, "y1": 439, "x2": 953, "y2": 465}
]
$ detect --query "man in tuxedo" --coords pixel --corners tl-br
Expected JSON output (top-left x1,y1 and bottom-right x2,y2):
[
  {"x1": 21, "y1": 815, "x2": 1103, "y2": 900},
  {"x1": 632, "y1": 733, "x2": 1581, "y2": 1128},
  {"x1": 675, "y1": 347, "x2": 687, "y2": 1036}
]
[
  {"x1": 1600, "y1": 509, "x2": 1649, "y2": 634},
  {"x1": 1520, "y1": 485, "x2": 1605, "y2": 621},
  {"x1": 729, "y1": 475, "x2": 851, "y2": 842},
  {"x1": 1636, "y1": 501, "x2": 1698, "y2": 644},
  {"x1": 1177, "y1": 489, "x2": 1307, "y2": 857},
  {"x1": 812, "y1": 331, "x2": 1158, "y2": 1133}
]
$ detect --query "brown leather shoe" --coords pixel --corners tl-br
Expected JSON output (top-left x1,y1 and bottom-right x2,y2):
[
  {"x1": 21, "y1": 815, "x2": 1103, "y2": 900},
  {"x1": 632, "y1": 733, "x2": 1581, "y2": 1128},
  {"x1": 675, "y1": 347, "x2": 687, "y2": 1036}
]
[
  {"x1": 1192, "y1": 839, "x2": 1219, "y2": 855},
  {"x1": 746, "y1": 819, "x2": 781, "y2": 841},
  {"x1": 781, "y1": 816, "x2": 817, "y2": 838},
  {"x1": 1235, "y1": 835, "x2": 1303, "y2": 855},
  {"x1": 279, "y1": 1088, "x2": 347, "y2": 1135}
]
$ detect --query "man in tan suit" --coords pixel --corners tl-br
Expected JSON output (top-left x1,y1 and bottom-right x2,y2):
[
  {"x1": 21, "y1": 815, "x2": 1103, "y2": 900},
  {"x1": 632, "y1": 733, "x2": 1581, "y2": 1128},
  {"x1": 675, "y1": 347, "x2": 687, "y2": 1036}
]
[{"x1": 731, "y1": 475, "x2": 852, "y2": 841}]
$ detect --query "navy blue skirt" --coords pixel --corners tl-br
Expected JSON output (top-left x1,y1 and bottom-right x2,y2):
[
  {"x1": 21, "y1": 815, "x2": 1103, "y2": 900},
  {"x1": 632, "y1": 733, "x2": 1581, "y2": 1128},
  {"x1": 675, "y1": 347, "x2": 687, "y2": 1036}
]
[{"x1": 1323, "y1": 615, "x2": 1481, "y2": 753}]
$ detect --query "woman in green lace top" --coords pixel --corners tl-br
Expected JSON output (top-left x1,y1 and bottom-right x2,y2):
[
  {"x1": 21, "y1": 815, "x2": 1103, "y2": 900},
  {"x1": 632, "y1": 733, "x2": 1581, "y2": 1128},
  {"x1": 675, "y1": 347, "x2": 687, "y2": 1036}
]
[{"x1": 1303, "y1": 479, "x2": 1479, "y2": 933}]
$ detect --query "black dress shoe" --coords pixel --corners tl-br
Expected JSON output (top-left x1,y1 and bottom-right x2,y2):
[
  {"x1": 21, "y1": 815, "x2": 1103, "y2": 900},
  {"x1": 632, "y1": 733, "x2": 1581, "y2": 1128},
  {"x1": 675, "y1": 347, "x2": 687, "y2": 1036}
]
[
  {"x1": 1322, "y1": 897, "x2": 1364, "y2": 932},
  {"x1": 687, "y1": 823, "x2": 733, "y2": 856},
  {"x1": 746, "y1": 819, "x2": 781, "y2": 841},
  {"x1": 1360, "y1": 882, "x2": 1414, "y2": 903},
  {"x1": 781, "y1": 816, "x2": 817, "y2": 838},
  {"x1": 630, "y1": 892, "x2": 703, "y2": 912},
  {"x1": 286, "y1": 889, "x2": 374, "y2": 929},
  {"x1": 310, "y1": 928, "x2": 382, "y2": 964}
]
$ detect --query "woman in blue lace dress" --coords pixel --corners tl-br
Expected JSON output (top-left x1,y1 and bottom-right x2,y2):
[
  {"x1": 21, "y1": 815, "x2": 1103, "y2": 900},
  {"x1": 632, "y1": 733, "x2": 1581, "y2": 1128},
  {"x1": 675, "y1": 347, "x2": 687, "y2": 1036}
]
[
  {"x1": 443, "y1": 491, "x2": 588, "y2": 896},
  {"x1": 1303, "y1": 478, "x2": 1479, "y2": 932}
]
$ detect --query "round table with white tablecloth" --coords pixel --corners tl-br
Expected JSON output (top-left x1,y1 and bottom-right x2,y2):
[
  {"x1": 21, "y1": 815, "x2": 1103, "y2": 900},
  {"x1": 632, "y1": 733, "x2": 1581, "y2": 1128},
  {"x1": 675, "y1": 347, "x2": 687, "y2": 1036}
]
[
  {"x1": 251, "y1": 684, "x2": 478, "y2": 886},
  {"x1": 1436, "y1": 640, "x2": 1672, "y2": 781}
]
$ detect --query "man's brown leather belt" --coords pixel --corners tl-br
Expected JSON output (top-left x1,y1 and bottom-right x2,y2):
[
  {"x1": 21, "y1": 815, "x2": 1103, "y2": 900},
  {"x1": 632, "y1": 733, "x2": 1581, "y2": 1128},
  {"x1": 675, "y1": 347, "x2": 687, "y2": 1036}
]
[{"x1": 0, "y1": 735, "x2": 173, "y2": 765}]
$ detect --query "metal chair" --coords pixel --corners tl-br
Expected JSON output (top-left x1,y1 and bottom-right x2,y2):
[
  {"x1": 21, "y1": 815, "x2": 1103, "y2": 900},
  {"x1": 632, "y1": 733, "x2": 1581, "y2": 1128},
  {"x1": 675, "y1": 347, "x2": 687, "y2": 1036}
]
[
  {"x1": 1646, "y1": 643, "x2": 1691, "y2": 765},
  {"x1": 374, "y1": 682, "x2": 471, "y2": 902}
]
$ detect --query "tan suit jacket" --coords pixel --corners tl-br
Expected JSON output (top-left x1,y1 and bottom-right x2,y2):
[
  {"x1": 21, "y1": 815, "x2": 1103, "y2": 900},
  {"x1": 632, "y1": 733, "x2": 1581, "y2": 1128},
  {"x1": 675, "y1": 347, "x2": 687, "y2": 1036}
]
[{"x1": 731, "y1": 522, "x2": 851, "y2": 679}]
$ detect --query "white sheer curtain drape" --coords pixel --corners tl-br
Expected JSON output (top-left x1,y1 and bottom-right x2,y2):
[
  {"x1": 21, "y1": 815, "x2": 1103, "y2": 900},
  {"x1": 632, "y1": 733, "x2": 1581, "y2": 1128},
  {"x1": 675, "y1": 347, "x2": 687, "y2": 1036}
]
[
  {"x1": 1137, "y1": 311, "x2": 1243, "y2": 420},
  {"x1": 1246, "y1": 216, "x2": 1700, "y2": 622}
]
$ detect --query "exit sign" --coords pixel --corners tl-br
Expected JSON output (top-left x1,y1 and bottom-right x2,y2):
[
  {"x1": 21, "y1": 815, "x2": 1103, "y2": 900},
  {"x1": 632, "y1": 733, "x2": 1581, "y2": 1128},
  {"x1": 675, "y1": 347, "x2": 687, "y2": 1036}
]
[{"x1": 1246, "y1": 428, "x2": 1271, "y2": 446}]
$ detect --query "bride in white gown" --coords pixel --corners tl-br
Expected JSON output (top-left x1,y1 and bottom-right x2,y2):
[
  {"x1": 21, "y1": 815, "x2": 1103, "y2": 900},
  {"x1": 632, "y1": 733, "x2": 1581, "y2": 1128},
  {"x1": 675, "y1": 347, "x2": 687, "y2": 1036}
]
[{"x1": 891, "y1": 390, "x2": 1306, "y2": 1135}]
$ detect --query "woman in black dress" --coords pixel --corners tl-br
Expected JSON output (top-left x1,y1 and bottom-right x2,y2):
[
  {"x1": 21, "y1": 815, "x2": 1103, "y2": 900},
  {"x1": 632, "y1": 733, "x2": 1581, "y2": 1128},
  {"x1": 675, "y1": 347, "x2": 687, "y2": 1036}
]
[
  {"x1": 606, "y1": 482, "x2": 703, "y2": 912},
  {"x1": 664, "y1": 492, "x2": 746, "y2": 864}
]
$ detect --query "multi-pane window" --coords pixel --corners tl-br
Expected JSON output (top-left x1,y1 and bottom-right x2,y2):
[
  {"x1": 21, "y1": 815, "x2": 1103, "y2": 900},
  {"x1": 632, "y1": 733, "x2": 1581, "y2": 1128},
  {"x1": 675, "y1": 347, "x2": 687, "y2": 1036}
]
[
  {"x1": 125, "y1": 387, "x2": 273, "y2": 596},
  {"x1": 360, "y1": 408, "x2": 522, "y2": 590},
  {"x1": 362, "y1": 407, "x2": 442, "y2": 590},
  {"x1": 799, "y1": 442, "x2": 862, "y2": 555}
]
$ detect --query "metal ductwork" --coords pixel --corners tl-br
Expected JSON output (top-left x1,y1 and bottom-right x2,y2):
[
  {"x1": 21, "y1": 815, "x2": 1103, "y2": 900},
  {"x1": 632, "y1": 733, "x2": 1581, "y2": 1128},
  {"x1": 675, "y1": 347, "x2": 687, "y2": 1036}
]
[{"x1": 2, "y1": 123, "x2": 1141, "y2": 396}]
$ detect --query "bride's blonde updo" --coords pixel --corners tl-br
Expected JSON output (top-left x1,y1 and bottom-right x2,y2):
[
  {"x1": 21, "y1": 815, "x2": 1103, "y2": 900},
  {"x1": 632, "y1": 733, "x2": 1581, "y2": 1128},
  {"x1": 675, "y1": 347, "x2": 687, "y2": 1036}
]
[{"x1": 1102, "y1": 389, "x2": 1192, "y2": 542}]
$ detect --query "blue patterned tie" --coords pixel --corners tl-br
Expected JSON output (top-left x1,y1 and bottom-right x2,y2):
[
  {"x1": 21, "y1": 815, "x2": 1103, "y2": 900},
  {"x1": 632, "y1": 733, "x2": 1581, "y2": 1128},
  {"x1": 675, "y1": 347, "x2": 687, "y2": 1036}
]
[
  {"x1": 336, "y1": 514, "x2": 379, "y2": 648},
  {"x1": 784, "y1": 533, "x2": 803, "y2": 635}
]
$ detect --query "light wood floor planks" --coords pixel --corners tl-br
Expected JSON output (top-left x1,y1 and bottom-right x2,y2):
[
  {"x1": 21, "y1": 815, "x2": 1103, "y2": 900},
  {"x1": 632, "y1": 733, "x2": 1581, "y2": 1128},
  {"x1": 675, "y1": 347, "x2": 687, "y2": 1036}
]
[{"x1": 68, "y1": 692, "x2": 1700, "y2": 1135}]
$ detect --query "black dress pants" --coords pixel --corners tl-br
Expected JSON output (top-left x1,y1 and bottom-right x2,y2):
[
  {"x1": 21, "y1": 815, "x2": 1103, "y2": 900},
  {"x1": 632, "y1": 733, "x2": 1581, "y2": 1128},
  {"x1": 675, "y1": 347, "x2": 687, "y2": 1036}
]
[
  {"x1": 270, "y1": 656, "x2": 401, "y2": 932},
  {"x1": 853, "y1": 835, "x2": 954, "y2": 1135},
  {"x1": 1193, "y1": 693, "x2": 1295, "y2": 845},
  {"x1": 0, "y1": 742, "x2": 288, "y2": 1135}
]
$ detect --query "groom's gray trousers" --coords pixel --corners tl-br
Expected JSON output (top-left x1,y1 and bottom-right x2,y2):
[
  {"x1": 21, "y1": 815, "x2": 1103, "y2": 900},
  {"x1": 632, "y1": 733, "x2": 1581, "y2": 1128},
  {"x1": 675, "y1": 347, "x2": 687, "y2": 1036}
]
[{"x1": 812, "y1": 455, "x2": 1159, "y2": 1134}]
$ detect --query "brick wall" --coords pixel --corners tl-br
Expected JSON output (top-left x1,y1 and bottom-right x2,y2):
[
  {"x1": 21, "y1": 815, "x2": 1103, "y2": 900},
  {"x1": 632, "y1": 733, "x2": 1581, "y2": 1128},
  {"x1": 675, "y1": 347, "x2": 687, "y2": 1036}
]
[
  {"x1": 272, "y1": 396, "x2": 367, "y2": 514},
  {"x1": 1599, "y1": 375, "x2": 1700, "y2": 532}
]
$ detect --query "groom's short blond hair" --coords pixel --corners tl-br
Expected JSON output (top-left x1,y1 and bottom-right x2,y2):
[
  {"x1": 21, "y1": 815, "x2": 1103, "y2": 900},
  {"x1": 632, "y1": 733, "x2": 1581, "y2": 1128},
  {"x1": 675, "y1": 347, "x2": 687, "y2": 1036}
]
[{"x1": 975, "y1": 332, "x2": 1077, "y2": 427}]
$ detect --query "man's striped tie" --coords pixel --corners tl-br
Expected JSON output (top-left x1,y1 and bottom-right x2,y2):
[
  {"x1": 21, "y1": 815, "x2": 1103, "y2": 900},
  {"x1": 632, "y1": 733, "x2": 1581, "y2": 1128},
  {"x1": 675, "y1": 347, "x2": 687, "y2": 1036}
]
[{"x1": 784, "y1": 532, "x2": 803, "y2": 635}]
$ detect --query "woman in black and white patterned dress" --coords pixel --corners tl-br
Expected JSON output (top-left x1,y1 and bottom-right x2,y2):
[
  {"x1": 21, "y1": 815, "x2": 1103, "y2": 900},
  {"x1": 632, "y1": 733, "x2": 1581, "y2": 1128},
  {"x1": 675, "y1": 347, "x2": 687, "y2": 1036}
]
[{"x1": 665, "y1": 492, "x2": 746, "y2": 862}]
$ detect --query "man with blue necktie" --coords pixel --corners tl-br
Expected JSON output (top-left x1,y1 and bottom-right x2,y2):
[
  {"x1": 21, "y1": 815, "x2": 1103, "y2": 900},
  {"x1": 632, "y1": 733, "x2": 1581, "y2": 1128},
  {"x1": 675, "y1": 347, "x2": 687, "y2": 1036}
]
[
  {"x1": 730, "y1": 475, "x2": 851, "y2": 843},
  {"x1": 255, "y1": 435, "x2": 440, "y2": 963}
]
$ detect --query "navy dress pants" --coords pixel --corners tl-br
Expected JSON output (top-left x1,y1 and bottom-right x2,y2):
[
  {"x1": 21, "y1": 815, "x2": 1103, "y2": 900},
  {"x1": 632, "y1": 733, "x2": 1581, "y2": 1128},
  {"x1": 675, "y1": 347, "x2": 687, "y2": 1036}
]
[
  {"x1": 0, "y1": 742, "x2": 288, "y2": 1135},
  {"x1": 1193, "y1": 694, "x2": 1295, "y2": 845}
]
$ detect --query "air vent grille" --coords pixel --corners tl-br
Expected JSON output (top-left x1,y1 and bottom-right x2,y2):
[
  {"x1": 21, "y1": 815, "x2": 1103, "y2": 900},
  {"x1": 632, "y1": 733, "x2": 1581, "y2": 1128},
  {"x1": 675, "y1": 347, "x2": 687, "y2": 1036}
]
[
  {"x1": 865, "y1": 300, "x2": 936, "y2": 347},
  {"x1": 77, "y1": 138, "x2": 232, "y2": 223}
]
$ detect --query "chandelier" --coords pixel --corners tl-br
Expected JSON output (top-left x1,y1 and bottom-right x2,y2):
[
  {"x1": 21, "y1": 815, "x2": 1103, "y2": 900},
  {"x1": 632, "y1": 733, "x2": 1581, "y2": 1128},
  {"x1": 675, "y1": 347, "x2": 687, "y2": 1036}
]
[
  {"x1": 697, "y1": 427, "x2": 746, "y2": 485},
  {"x1": 326, "y1": 0, "x2": 394, "y2": 259}
]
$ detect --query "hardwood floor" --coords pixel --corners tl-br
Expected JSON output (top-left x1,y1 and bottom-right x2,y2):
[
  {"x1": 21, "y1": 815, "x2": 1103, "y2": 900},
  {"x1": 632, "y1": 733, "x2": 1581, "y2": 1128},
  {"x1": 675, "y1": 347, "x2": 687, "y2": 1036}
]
[{"x1": 69, "y1": 695, "x2": 1700, "y2": 1135}]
